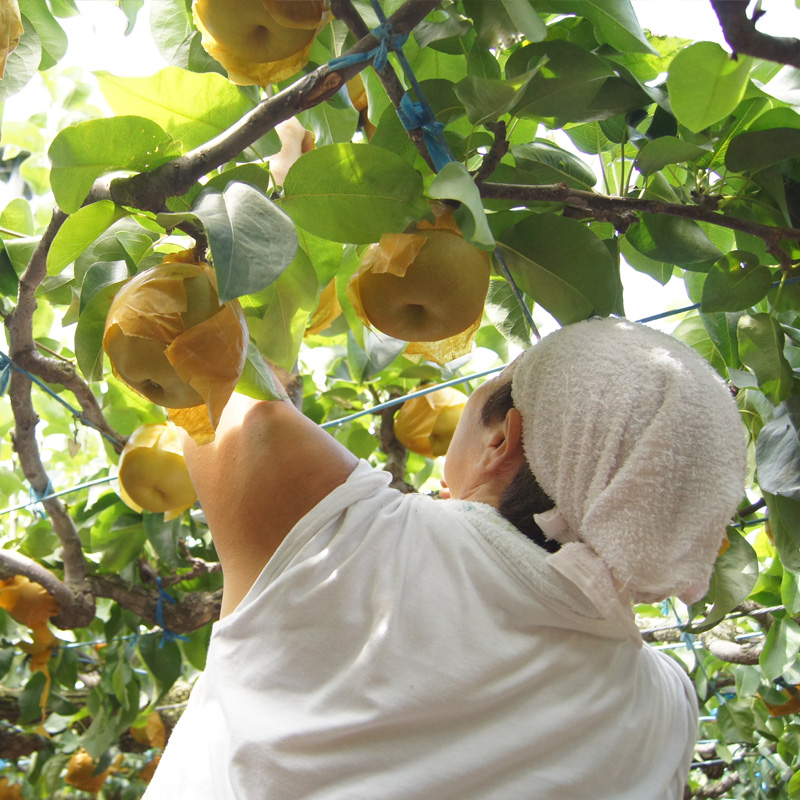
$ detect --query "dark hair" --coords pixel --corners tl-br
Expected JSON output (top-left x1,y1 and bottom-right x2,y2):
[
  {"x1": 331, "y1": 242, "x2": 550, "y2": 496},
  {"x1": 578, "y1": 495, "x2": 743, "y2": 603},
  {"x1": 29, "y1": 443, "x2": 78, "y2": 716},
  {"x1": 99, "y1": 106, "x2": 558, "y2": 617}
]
[{"x1": 480, "y1": 380, "x2": 560, "y2": 553}]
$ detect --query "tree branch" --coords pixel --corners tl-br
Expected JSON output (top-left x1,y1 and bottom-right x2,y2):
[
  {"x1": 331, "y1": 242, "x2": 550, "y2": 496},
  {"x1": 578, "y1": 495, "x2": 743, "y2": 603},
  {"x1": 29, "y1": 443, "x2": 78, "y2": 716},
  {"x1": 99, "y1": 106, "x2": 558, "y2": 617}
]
[
  {"x1": 0, "y1": 549, "x2": 74, "y2": 610},
  {"x1": 474, "y1": 121, "x2": 510, "y2": 188},
  {"x1": 480, "y1": 182, "x2": 800, "y2": 246},
  {"x1": 687, "y1": 771, "x2": 741, "y2": 799},
  {"x1": 330, "y1": 0, "x2": 436, "y2": 171},
  {"x1": 90, "y1": 575, "x2": 222, "y2": 633},
  {"x1": 711, "y1": 0, "x2": 800, "y2": 69},
  {"x1": 110, "y1": 0, "x2": 441, "y2": 212},
  {"x1": 700, "y1": 632, "x2": 762, "y2": 665}
]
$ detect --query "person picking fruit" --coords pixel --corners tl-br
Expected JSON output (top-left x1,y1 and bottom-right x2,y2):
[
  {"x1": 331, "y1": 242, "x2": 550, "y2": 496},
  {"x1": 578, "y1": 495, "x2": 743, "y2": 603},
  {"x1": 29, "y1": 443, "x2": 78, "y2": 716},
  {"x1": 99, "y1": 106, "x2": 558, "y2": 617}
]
[{"x1": 143, "y1": 317, "x2": 747, "y2": 800}]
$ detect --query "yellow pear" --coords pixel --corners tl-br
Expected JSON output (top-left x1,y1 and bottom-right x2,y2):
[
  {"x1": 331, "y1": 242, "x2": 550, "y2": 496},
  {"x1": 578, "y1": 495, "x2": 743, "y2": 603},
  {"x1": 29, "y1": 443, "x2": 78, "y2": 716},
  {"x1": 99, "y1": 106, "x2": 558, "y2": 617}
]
[
  {"x1": 103, "y1": 257, "x2": 247, "y2": 415},
  {"x1": 193, "y1": 0, "x2": 326, "y2": 86},
  {"x1": 394, "y1": 387, "x2": 468, "y2": 458},
  {"x1": 350, "y1": 204, "x2": 490, "y2": 344},
  {"x1": 118, "y1": 423, "x2": 197, "y2": 516}
]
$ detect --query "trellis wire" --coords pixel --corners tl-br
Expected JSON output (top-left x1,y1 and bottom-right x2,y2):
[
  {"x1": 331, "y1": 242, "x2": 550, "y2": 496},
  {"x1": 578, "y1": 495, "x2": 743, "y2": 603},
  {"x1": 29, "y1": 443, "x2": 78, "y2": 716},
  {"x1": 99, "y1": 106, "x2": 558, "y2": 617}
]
[{"x1": 0, "y1": 351, "x2": 124, "y2": 449}]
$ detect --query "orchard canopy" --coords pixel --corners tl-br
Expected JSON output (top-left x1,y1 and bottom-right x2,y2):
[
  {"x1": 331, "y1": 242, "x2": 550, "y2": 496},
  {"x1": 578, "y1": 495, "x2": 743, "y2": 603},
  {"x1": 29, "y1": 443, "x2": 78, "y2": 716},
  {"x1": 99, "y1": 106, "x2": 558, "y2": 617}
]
[{"x1": 1, "y1": 0, "x2": 800, "y2": 797}]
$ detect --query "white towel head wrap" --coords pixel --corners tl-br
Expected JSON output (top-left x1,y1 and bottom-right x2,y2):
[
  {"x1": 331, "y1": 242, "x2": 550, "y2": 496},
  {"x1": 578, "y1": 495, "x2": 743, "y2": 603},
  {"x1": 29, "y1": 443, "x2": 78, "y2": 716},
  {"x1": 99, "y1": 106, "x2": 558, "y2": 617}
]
[{"x1": 511, "y1": 317, "x2": 748, "y2": 644}]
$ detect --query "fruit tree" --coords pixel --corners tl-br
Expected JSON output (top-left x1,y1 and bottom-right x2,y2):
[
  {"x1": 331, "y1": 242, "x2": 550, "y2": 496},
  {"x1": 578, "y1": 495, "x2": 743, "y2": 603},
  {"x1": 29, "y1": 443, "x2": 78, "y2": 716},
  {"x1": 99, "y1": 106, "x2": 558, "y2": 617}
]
[{"x1": 1, "y1": 0, "x2": 800, "y2": 796}]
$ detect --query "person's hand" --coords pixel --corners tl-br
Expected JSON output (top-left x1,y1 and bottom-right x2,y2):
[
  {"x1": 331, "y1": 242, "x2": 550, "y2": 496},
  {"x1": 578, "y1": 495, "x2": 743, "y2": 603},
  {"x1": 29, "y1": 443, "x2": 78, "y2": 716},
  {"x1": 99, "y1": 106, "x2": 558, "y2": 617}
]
[{"x1": 439, "y1": 479, "x2": 451, "y2": 500}]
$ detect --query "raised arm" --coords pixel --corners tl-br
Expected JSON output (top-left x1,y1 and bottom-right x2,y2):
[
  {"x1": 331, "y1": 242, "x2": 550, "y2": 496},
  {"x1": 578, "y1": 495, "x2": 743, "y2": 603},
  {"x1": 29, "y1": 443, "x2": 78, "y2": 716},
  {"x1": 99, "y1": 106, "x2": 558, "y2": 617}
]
[{"x1": 180, "y1": 392, "x2": 358, "y2": 617}]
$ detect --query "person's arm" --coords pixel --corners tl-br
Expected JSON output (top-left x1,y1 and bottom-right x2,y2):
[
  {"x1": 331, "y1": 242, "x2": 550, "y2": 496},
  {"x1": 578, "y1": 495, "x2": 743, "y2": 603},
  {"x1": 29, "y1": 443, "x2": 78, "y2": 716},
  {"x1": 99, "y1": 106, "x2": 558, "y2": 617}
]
[{"x1": 180, "y1": 391, "x2": 358, "y2": 617}]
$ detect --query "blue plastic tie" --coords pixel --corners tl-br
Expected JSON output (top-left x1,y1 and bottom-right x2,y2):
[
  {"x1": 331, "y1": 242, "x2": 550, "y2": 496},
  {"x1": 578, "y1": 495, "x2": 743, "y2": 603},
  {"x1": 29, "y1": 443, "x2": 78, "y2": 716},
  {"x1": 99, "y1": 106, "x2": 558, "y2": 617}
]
[
  {"x1": 328, "y1": 22, "x2": 408, "y2": 72},
  {"x1": 155, "y1": 577, "x2": 189, "y2": 648},
  {"x1": 28, "y1": 480, "x2": 54, "y2": 519},
  {"x1": 0, "y1": 360, "x2": 10, "y2": 396},
  {"x1": 397, "y1": 94, "x2": 453, "y2": 172}
]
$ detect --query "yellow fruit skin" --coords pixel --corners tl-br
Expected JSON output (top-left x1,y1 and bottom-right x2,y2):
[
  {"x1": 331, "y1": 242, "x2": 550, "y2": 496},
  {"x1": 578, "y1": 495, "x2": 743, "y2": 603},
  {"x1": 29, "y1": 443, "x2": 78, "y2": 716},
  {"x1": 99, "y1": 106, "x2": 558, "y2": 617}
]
[
  {"x1": 118, "y1": 423, "x2": 197, "y2": 515},
  {"x1": 394, "y1": 387, "x2": 468, "y2": 458},
  {"x1": 192, "y1": 0, "x2": 325, "y2": 86},
  {"x1": 103, "y1": 260, "x2": 247, "y2": 418},
  {"x1": 65, "y1": 750, "x2": 111, "y2": 794},
  {"x1": 104, "y1": 330, "x2": 204, "y2": 409},
  {"x1": 356, "y1": 229, "x2": 490, "y2": 343}
]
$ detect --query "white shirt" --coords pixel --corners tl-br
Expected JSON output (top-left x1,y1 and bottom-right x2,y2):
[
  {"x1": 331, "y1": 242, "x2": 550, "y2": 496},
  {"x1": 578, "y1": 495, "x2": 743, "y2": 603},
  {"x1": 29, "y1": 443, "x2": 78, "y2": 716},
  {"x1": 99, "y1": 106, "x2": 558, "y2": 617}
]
[{"x1": 145, "y1": 460, "x2": 697, "y2": 799}]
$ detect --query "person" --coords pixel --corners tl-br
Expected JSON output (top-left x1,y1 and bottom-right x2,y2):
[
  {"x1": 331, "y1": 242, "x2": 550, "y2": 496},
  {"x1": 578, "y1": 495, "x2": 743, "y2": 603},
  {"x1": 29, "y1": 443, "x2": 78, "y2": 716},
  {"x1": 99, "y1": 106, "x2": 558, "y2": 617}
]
[{"x1": 143, "y1": 316, "x2": 748, "y2": 800}]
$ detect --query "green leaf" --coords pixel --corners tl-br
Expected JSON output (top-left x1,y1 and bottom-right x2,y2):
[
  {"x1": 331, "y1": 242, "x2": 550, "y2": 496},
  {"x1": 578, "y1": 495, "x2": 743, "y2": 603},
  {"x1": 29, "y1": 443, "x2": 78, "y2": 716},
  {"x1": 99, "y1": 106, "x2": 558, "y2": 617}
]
[
  {"x1": 666, "y1": 42, "x2": 752, "y2": 133},
  {"x1": 699, "y1": 311, "x2": 743, "y2": 370},
  {"x1": 143, "y1": 513, "x2": 182, "y2": 569},
  {"x1": 97, "y1": 67, "x2": 257, "y2": 152},
  {"x1": 93, "y1": 511, "x2": 147, "y2": 572},
  {"x1": 0, "y1": 16, "x2": 41, "y2": 102},
  {"x1": 766, "y1": 493, "x2": 800, "y2": 572},
  {"x1": 625, "y1": 213, "x2": 722, "y2": 266},
  {"x1": 18, "y1": 0, "x2": 67, "y2": 70},
  {"x1": 716, "y1": 700, "x2": 755, "y2": 745},
  {"x1": 484, "y1": 278, "x2": 532, "y2": 348},
  {"x1": 455, "y1": 63, "x2": 541, "y2": 125},
  {"x1": 235, "y1": 341, "x2": 288, "y2": 402},
  {"x1": 149, "y1": 0, "x2": 193, "y2": 66},
  {"x1": 74, "y1": 266, "x2": 129, "y2": 382},
  {"x1": 281, "y1": 143, "x2": 430, "y2": 244},
  {"x1": 725, "y1": 128, "x2": 800, "y2": 173},
  {"x1": 0, "y1": 197, "x2": 34, "y2": 235},
  {"x1": 80, "y1": 259, "x2": 130, "y2": 311},
  {"x1": 633, "y1": 136, "x2": 710, "y2": 177},
  {"x1": 756, "y1": 397, "x2": 800, "y2": 502},
  {"x1": 566, "y1": 0, "x2": 657, "y2": 55},
  {"x1": 507, "y1": 41, "x2": 614, "y2": 123},
  {"x1": 673, "y1": 316, "x2": 728, "y2": 376},
  {"x1": 700, "y1": 251, "x2": 772, "y2": 313},
  {"x1": 48, "y1": 116, "x2": 181, "y2": 214},
  {"x1": 429, "y1": 161, "x2": 495, "y2": 248},
  {"x1": 511, "y1": 141, "x2": 597, "y2": 190},
  {"x1": 789, "y1": 768, "x2": 800, "y2": 799},
  {"x1": 18, "y1": 671, "x2": 47, "y2": 724},
  {"x1": 619, "y1": 236, "x2": 673, "y2": 285},
  {"x1": 250, "y1": 248, "x2": 318, "y2": 372},
  {"x1": 760, "y1": 618, "x2": 800, "y2": 681},
  {"x1": 688, "y1": 528, "x2": 758, "y2": 632},
  {"x1": 737, "y1": 313, "x2": 793, "y2": 404},
  {"x1": 347, "y1": 330, "x2": 406, "y2": 383},
  {"x1": 500, "y1": 0, "x2": 547, "y2": 43},
  {"x1": 298, "y1": 101, "x2": 359, "y2": 149},
  {"x1": 497, "y1": 214, "x2": 618, "y2": 325},
  {"x1": 47, "y1": 201, "x2": 128, "y2": 276},
  {"x1": 463, "y1": 0, "x2": 541, "y2": 50},
  {"x1": 160, "y1": 182, "x2": 298, "y2": 303},
  {"x1": 137, "y1": 634, "x2": 182, "y2": 699}
]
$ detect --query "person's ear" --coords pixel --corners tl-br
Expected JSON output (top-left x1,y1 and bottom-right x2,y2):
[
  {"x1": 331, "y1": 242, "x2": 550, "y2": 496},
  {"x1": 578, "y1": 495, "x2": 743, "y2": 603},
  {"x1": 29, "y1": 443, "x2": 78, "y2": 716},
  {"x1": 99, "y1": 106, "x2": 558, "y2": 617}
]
[{"x1": 482, "y1": 408, "x2": 524, "y2": 474}]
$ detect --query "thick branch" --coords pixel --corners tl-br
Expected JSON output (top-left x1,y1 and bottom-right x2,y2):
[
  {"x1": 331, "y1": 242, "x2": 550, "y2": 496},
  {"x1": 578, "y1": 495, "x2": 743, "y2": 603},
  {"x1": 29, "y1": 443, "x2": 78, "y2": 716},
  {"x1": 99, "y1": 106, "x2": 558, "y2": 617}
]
[
  {"x1": 687, "y1": 771, "x2": 741, "y2": 799},
  {"x1": 700, "y1": 632, "x2": 762, "y2": 665},
  {"x1": 90, "y1": 574, "x2": 222, "y2": 633},
  {"x1": 711, "y1": 0, "x2": 800, "y2": 69},
  {"x1": 110, "y1": 0, "x2": 441, "y2": 212},
  {"x1": 0, "y1": 549, "x2": 74, "y2": 609},
  {"x1": 480, "y1": 182, "x2": 800, "y2": 245}
]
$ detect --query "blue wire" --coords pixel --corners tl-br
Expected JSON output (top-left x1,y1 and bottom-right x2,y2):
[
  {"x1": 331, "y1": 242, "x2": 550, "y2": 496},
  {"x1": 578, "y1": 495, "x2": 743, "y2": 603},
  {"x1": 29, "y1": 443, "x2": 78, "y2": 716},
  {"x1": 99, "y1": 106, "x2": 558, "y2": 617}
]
[{"x1": 0, "y1": 351, "x2": 123, "y2": 449}]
